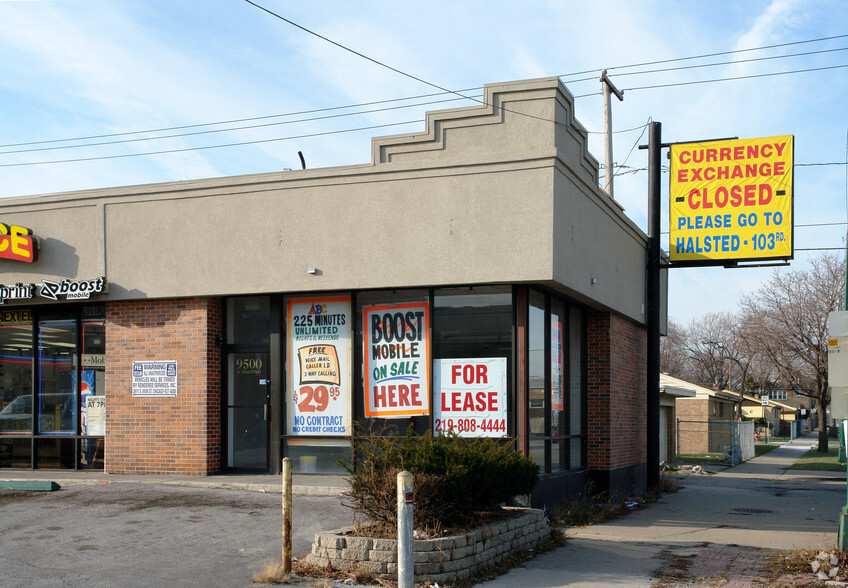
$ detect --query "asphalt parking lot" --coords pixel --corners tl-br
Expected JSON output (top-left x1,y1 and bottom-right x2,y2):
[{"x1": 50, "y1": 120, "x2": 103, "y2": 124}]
[{"x1": 0, "y1": 482, "x2": 352, "y2": 587}]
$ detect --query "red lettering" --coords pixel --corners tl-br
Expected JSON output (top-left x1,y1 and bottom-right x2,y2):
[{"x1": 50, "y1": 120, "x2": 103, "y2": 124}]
[
  {"x1": 410, "y1": 384, "x2": 421, "y2": 406},
  {"x1": 744, "y1": 184, "x2": 756, "y2": 206},
  {"x1": 475, "y1": 391, "x2": 487, "y2": 411},
  {"x1": 462, "y1": 364, "x2": 474, "y2": 384},
  {"x1": 688, "y1": 188, "x2": 701, "y2": 210},
  {"x1": 677, "y1": 169, "x2": 688, "y2": 183},
  {"x1": 450, "y1": 391, "x2": 461, "y2": 411},
  {"x1": 398, "y1": 384, "x2": 410, "y2": 406},
  {"x1": 715, "y1": 187, "x2": 728, "y2": 208},
  {"x1": 488, "y1": 392, "x2": 497, "y2": 411},
  {"x1": 679, "y1": 150, "x2": 692, "y2": 164},
  {"x1": 476, "y1": 364, "x2": 488, "y2": 384},
  {"x1": 759, "y1": 184, "x2": 772, "y2": 206},
  {"x1": 463, "y1": 393, "x2": 475, "y2": 411},
  {"x1": 387, "y1": 385, "x2": 397, "y2": 407},
  {"x1": 374, "y1": 385, "x2": 387, "y2": 407},
  {"x1": 730, "y1": 185, "x2": 742, "y2": 207},
  {"x1": 451, "y1": 364, "x2": 462, "y2": 384}
]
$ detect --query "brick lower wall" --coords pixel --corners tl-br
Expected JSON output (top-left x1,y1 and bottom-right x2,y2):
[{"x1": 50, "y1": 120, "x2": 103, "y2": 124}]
[
  {"x1": 586, "y1": 311, "x2": 647, "y2": 474},
  {"x1": 676, "y1": 398, "x2": 708, "y2": 453},
  {"x1": 105, "y1": 297, "x2": 222, "y2": 474}
]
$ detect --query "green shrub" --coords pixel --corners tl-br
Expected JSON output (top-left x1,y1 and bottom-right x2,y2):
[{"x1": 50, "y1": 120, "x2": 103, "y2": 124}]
[{"x1": 341, "y1": 424, "x2": 539, "y2": 533}]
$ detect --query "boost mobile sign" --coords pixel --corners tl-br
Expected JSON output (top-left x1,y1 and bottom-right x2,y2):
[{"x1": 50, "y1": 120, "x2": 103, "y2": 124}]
[
  {"x1": 0, "y1": 276, "x2": 106, "y2": 304},
  {"x1": 669, "y1": 135, "x2": 794, "y2": 263}
]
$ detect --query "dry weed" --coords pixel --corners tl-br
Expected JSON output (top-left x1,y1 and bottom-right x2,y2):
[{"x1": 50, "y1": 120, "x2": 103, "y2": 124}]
[{"x1": 252, "y1": 560, "x2": 291, "y2": 584}]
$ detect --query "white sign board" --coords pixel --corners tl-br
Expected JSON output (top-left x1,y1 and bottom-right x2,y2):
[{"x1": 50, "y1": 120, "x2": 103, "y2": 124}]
[
  {"x1": 132, "y1": 361, "x2": 178, "y2": 397},
  {"x1": 761, "y1": 396, "x2": 769, "y2": 406},
  {"x1": 828, "y1": 311, "x2": 848, "y2": 419},
  {"x1": 433, "y1": 358, "x2": 507, "y2": 437},
  {"x1": 287, "y1": 297, "x2": 352, "y2": 436}
]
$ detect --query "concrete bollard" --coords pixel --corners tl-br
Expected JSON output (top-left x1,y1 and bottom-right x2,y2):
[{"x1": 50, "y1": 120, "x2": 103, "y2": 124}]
[{"x1": 397, "y1": 470, "x2": 414, "y2": 588}]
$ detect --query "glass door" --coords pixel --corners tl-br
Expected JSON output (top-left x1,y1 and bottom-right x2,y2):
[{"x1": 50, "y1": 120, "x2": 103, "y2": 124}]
[{"x1": 226, "y1": 352, "x2": 269, "y2": 471}]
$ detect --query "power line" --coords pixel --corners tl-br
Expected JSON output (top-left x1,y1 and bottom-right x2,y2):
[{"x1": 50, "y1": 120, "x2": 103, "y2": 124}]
[
  {"x1": 0, "y1": 95, "x2": 477, "y2": 155},
  {"x1": 576, "y1": 33, "x2": 848, "y2": 77},
  {"x1": 3, "y1": 30, "x2": 845, "y2": 155},
  {"x1": 3, "y1": 25, "x2": 848, "y2": 165},
  {"x1": 622, "y1": 62, "x2": 848, "y2": 93},
  {"x1": 0, "y1": 89, "x2": 482, "y2": 149},
  {"x1": 609, "y1": 45, "x2": 848, "y2": 78},
  {"x1": 244, "y1": 0, "x2": 459, "y2": 98},
  {"x1": 0, "y1": 120, "x2": 421, "y2": 168}
]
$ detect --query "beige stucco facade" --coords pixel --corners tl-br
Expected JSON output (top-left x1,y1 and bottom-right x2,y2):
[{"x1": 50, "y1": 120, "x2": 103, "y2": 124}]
[{"x1": 0, "y1": 77, "x2": 647, "y2": 322}]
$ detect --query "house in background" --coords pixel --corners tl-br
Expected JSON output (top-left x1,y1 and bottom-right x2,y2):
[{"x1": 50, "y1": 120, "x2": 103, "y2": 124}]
[
  {"x1": 722, "y1": 389, "x2": 796, "y2": 436},
  {"x1": 659, "y1": 374, "x2": 695, "y2": 463},
  {"x1": 669, "y1": 374, "x2": 737, "y2": 455}
]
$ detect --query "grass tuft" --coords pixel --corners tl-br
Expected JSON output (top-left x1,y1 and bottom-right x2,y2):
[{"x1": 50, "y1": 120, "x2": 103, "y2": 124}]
[{"x1": 251, "y1": 561, "x2": 291, "y2": 584}]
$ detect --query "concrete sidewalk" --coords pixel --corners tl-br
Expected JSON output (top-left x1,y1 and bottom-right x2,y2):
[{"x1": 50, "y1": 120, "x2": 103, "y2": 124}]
[
  {"x1": 478, "y1": 434, "x2": 846, "y2": 587},
  {"x1": 1, "y1": 435, "x2": 843, "y2": 586}
]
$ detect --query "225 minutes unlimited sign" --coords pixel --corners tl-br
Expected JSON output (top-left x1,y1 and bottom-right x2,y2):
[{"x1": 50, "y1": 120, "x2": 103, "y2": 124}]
[{"x1": 287, "y1": 297, "x2": 351, "y2": 436}]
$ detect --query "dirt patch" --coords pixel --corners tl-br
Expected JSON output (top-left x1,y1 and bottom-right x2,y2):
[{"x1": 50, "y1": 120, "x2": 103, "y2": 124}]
[
  {"x1": 652, "y1": 544, "x2": 778, "y2": 587},
  {"x1": 0, "y1": 489, "x2": 48, "y2": 508},
  {"x1": 56, "y1": 485, "x2": 277, "y2": 511}
]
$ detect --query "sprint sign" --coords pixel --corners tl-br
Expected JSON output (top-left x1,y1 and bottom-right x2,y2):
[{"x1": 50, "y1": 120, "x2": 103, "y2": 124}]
[{"x1": 434, "y1": 358, "x2": 507, "y2": 437}]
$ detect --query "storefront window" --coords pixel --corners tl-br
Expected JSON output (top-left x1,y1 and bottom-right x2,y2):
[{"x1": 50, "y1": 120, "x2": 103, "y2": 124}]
[
  {"x1": 550, "y1": 299, "x2": 566, "y2": 470},
  {"x1": 433, "y1": 287, "x2": 513, "y2": 438},
  {"x1": 38, "y1": 320, "x2": 76, "y2": 435},
  {"x1": 354, "y1": 290, "x2": 430, "y2": 436},
  {"x1": 569, "y1": 306, "x2": 584, "y2": 470},
  {"x1": 227, "y1": 297, "x2": 271, "y2": 346},
  {"x1": 528, "y1": 290, "x2": 546, "y2": 469},
  {"x1": 526, "y1": 290, "x2": 586, "y2": 474},
  {"x1": 0, "y1": 308, "x2": 107, "y2": 469},
  {"x1": 0, "y1": 311, "x2": 33, "y2": 435}
]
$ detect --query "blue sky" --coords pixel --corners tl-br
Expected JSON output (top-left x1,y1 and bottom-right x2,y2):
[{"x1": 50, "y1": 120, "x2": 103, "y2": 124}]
[{"x1": 0, "y1": 0, "x2": 846, "y2": 325}]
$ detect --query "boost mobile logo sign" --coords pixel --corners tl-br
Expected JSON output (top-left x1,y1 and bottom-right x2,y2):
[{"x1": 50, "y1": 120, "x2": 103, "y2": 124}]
[{"x1": 40, "y1": 277, "x2": 106, "y2": 301}]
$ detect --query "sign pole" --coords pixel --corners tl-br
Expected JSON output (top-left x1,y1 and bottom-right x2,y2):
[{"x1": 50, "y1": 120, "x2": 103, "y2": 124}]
[{"x1": 646, "y1": 121, "x2": 662, "y2": 493}]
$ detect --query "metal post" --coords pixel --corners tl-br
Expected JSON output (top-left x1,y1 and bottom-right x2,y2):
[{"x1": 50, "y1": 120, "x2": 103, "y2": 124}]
[
  {"x1": 282, "y1": 458, "x2": 292, "y2": 574},
  {"x1": 840, "y1": 419, "x2": 848, "y2": 551},
  {"x1": 646, "y1": 121, "x2": 662, "y2": 493},
  {"x1": 397, "y1": 471, "x2": 414, "y2": 588},
  {"x1": 841, "y1": 227, "x2": 848, "y2": 552}
]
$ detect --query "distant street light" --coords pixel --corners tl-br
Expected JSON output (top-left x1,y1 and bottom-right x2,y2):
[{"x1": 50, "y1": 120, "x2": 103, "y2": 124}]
[{"x1": 703, "y1": 340, "x2": 749, "y2": 421}]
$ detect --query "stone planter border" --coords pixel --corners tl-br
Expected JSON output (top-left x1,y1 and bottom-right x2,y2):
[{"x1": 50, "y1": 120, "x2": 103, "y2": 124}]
[{"x1": 303, "y1": 507, "x2": 550, "y2": 584}]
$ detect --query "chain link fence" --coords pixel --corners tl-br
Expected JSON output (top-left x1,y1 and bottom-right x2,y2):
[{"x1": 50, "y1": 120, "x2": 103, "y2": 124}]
[{"x1": 676, "y1": 419, "x2": 755, "y2": 466}]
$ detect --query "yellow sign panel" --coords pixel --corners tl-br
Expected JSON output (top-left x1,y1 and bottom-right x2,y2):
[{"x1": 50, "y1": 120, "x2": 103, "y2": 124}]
[{"x1": 669, "y1": 135, "x2": 793, "y2": 263}]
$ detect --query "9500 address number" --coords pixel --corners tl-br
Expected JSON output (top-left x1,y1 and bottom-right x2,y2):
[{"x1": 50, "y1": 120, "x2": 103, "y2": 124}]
[{"x1": 434, "y1": 418, "x2": 506, "y2": 434}]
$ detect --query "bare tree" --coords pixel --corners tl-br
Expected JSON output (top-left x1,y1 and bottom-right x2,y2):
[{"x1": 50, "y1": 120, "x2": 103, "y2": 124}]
[
  {"x1": 685, "y1": 311, "x2": 743, "y2": 391},
  {"x1": 660, "y1": 318, "x2": 689, "y2": 378},
  {"x1": 739, "y1": 253, "x2": 846, "y2": 452}
]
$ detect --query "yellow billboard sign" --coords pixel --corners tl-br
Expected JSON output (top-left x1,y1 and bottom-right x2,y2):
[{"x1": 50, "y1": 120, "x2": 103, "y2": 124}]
[{"x1": 669, "y1": 135, "x2": 793, "y2": 263}]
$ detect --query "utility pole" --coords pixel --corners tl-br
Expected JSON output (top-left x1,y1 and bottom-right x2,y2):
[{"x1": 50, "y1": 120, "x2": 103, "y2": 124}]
[
  {"x1": 646, "y1": 121, "x2": 661, "y2": 493},
  {"x1": 601, "y1": 70, "x2": 624, "y2": 199}
]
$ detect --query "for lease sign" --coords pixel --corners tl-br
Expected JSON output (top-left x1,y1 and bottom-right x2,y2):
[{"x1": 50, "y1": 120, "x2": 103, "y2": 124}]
[
  {"x1": 669, "y1": 135, "x2": 793, "y2": 263},
  {"x1": 434, "y1": 358, "x2": 507, "y2": 437}
]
